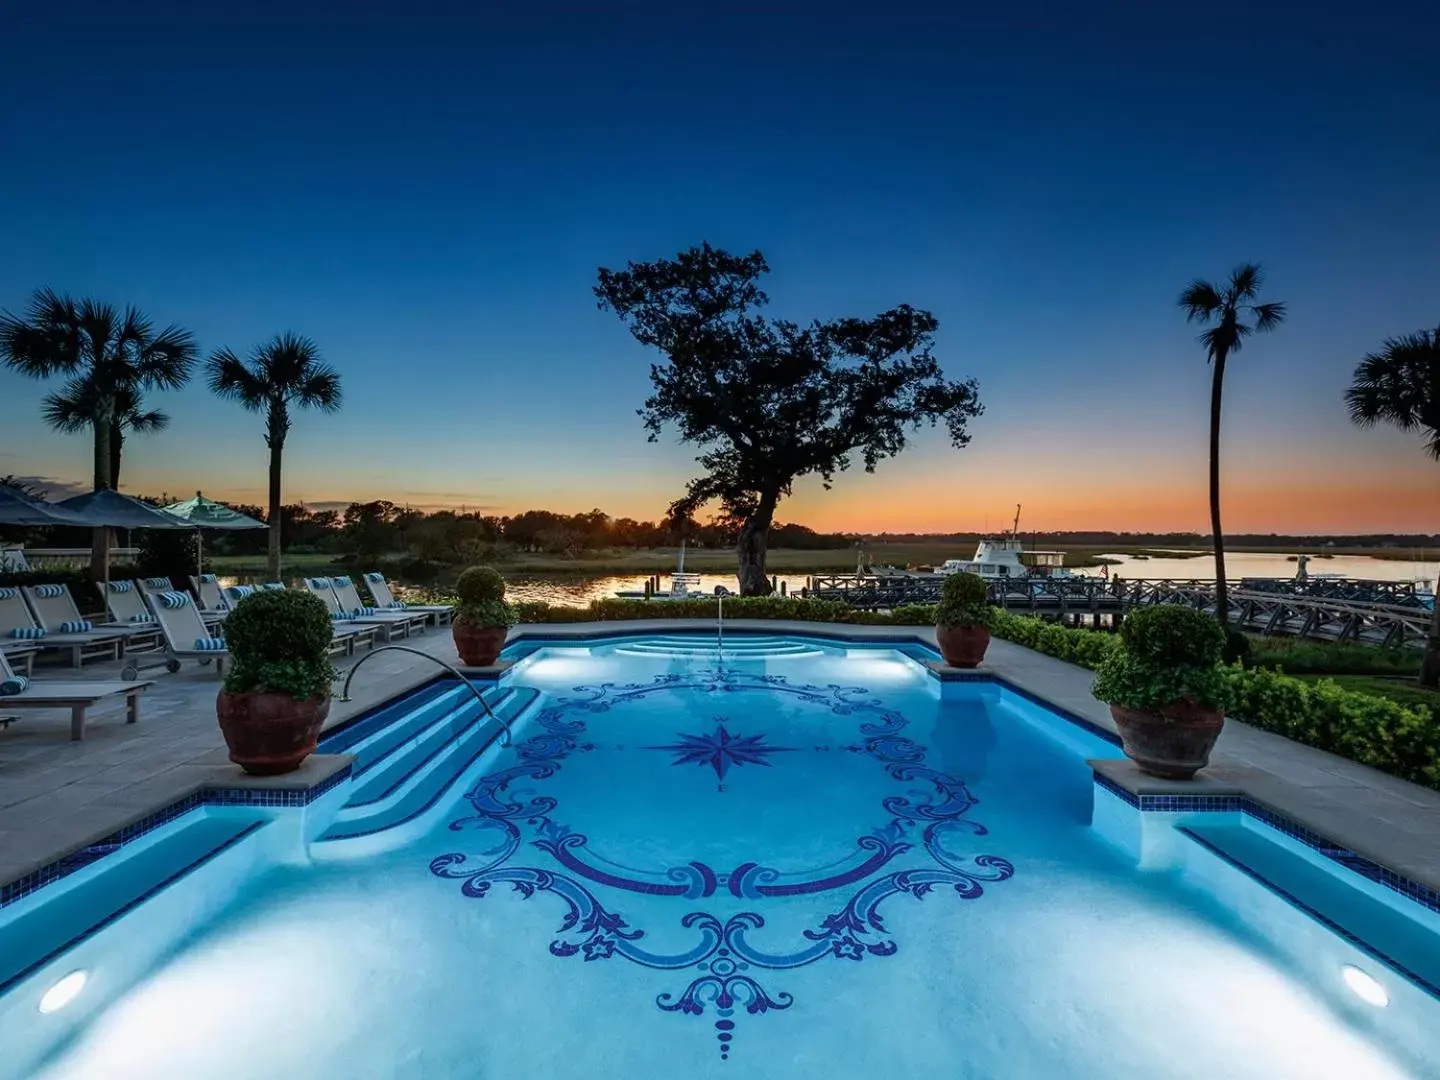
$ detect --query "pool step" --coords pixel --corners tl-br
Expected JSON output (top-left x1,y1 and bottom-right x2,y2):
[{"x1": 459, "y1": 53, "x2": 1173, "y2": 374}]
[
  {"x1": 316, "y1": 687, "x2": 540, "y2": 844},
  {"x1": 614, "y1": 638, "x2": 823, "y2": 659},
  {"x1": 1181, "y1": 822, "x2": 1440, "y2": 993}
]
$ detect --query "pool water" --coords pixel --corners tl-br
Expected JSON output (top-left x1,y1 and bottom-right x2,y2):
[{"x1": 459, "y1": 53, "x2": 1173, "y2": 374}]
[{"x1": 7, "y1": 637, "x2": 1437, "y2": 1078}]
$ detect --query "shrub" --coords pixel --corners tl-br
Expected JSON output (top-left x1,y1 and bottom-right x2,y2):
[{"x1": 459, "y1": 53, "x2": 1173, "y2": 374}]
[
  {"x1": 935, "y1": 572, "x2": 993, "y2": 629},
  {"x1": 222, "y1": 589, "x2": 335, "y2": 700},
  {"x1": 1094, "y1": 604, "x2": 1233, "y2": 712},
  {"x1": 136, "y1": 529, "x2": 199, "y2": 581},
  {"x1": 1118, "y1": 605, "x2": 1226, "y2": 668},
  {"x1": 453, "y1": 566, "x2": 516, "y2": 628}
]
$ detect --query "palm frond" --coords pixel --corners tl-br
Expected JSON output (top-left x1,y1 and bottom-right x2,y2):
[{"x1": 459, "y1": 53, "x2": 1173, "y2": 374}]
[
  {"x1": 295, "y1": 363, "x2": 343, "y2": 412},
  {"x1": 0, "y1": 288, "x2": 84, "y2": 377},
  {"x1": 1178, "y1": 280, "x2": 1223, "y2": 321},
  {"x1": 1250, "y1": 301, "x2": 1287, "y2": 332},
  {"x1": 1229, "y1": 263, "x2": 1264, "y2": 300},
  {"x1": 137, "y1": 323, "x2": 198, "y2": 389},
  {"x1": 206, "y1": 347, "x2": 270, "y2": 410},
  {"x1": 39, "y1": 386, "x2": 93, "y2": 433},
  {"x1": 127, "y1": 408, "x2": 170, "y2": 434}
]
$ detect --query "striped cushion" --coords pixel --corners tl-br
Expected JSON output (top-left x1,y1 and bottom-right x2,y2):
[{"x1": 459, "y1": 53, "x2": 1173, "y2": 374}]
[
  {"x1": 0, "y1": 587, "x2": 16, "y2": 599},
  {"x1": 363, "y1": 572, "x2": 384, "y2": 583},
  {"x1": 385, "y1": 601, "x2": 407, "y2": 610},
  {"x1": 198, "y1": 573, "x2": 217, "y2": 583},
  {"x1": 192, "y1": 636, "x2": 226, "y2": 651},
  {"x1": 330, "y1": 611, "x2": 357, "y2": 622},
  {"x1": 308, "y1": 577, "x2": 331, "y2": 589},
  {"x1": 261, "y1": 582, "x2": 284, "y2": 590},
  {"x1": 9, "y1": 627, "x2": 45, "y2": 639},
  {"x1": 33, "y1": 584, "x2": 65, "y2": 598},
  {"x1": 58, "y1": 619, "x2": 93, "y2": 633},
  {"x1": 107, "y1": 580, "x2": 134, "y2": 593},
  {"x1": 130, "y1": 614, "x2": 157, "y2": 624},
  {"x1": 0, "y1": 675, "x2": 28, "y2": 695},
  {"x1": 143, "y1": 577, "x2": 171, "y2": 589},
  {"x1": 332, "y1": 575, "x2": 353, "y2": 586},
  {"x1": 224, "y1": 585, "x2": 256, "y2": 602},
  {"x1": 352, "y1": 606, "x2": 377, "y2": 617},
  {"x1": 158, "y1": 591, "x2": 191, "y2": 609}
]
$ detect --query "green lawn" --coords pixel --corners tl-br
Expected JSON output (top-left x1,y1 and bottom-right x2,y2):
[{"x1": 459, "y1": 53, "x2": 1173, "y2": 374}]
[{"x1": 209, "y1": 552, "x2": 338, "y2": 575}]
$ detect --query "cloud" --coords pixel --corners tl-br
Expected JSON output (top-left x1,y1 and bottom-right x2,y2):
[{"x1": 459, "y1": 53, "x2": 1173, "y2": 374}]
[{"x1": 0, "y1": 474, "x2": 91, "y2": 498}]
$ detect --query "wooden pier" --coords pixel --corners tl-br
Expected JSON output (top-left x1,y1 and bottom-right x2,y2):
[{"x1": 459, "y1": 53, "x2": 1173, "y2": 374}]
[{"x1": 802, "y1": 574, "x2": 1433, "y2": 648}]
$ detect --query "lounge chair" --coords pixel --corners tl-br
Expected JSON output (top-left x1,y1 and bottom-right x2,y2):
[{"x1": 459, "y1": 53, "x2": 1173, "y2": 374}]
[
  {"x1": 304, "y1": 577, "x2": 425, "y2": 641},
  {"x1": 190, "y1": 573, "x2": 233, "y2": 619},
  {"x1": 0, "y1": 547, "x2": 29, "y2": 572},
  {"x1": 0, "y1": 647, "x2": 153, "y2": 741},
  {"x1": 0, "y1": 587, "x2": 126, "y2": 667},
  {"x1": 363, "y1": 571, "x2": 453, "y2": 626},
  {"x1": 223, "y1": 584, "x2": 375, "y2": 656},
  {"x1": 137, "y1": 576, "x2": 224, "y2": 632},
  {"x1": 146, "y1": 588, "x2": 230, "y2": 676},
  {"x1": 0, "y1": 642, "x2": 39, "y2": 676},
  {"x1": 25, "y1": 582, "x2": 162, "y2": 655},
  {"x1": 97, "y1": 579, "x2": 162, "y2": 628}
]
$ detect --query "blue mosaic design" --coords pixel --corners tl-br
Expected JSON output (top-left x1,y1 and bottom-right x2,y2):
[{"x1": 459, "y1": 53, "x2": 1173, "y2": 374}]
[
  {"x1": 432, "y1": 667, "x2": 1013, "y2": 1060},
  {"x1": 645, "y1": 718, "x2": 797, "y2": 791}
]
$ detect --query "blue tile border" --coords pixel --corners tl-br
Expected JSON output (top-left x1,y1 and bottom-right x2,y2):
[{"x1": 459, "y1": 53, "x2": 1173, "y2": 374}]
[
  {"x1": 1094, "y1": 773, "x2": 1440, "y2": 917},
  {"x1": 1179, "y1": 826, "x2": 1440, "y2": 1003},
  {"x1": 0, "y1": 764, "x2": 351, "y2": 910},
  {"x1": 0, "y1": 821, "x2": 267, "y2": 997}
]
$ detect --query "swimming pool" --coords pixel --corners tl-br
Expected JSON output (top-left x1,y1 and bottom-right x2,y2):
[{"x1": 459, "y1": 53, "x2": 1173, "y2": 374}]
[{"x1": 2, "y1": 633, "x2": 1437, "y2": 1077}]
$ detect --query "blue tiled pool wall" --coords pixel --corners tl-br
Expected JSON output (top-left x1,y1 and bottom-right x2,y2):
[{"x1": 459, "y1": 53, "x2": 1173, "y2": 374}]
[
  {"x1": 0, "y1": 766, "x2": 351, "y2": 911},
  {"x1": 1094, "y1": 773, "x2": 1440, "y2": 917}
]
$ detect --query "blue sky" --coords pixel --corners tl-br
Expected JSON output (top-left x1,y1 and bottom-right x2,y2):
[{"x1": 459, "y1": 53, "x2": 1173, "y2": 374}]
[{"x1": 1, "y1": 2, "x2": 1437, "y2": 531}]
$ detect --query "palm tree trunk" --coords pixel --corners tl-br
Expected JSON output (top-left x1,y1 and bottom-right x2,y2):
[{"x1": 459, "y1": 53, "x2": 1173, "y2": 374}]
[
  {"x1": 109, "y1": 422, "x2": 124, "y2": 490},
  {"x1": 1208, "y1": 347, "x2": 1228, "y2": 627},
  {"x1": 267, "y1": 440, "x2": 284, "y2": 581},
  {"x1": 90, "y1": 401, "x2": 115, "y2": 580},
  {"x1": 736, "y1": 491, "x2": 778, "y2": 597},
  {"x1": 1422, "y1": 569, "x2": 1440, "y2": 688}
]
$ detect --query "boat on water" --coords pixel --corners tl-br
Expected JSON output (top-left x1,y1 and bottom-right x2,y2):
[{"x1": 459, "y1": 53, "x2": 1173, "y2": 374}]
[
  {"x1": 928, "y1": 506, "x2": 1077, "y2": 582},
  {"x1": 613, "y1": 542, "x2": 712, "y2": 601}
]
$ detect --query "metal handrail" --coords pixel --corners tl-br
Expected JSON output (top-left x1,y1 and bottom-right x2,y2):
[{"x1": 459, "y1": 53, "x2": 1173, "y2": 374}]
[{"x1": 336, "y1": 645, "x2": 512, "y2": 747}]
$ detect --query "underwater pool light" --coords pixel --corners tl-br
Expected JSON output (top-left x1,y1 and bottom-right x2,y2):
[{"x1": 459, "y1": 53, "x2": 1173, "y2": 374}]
[
  {"x1": 1341, "y1": 964, "x2": 1388, "y2": 1007},
  {"x1": 38, "y1": 970, "x2": 87, "y2": 1013}
]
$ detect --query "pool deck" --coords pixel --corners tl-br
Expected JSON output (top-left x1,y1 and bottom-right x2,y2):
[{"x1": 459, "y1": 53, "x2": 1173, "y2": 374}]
[{"x1": 1, "y1": 619, "x2": 1437, "y2": 905}]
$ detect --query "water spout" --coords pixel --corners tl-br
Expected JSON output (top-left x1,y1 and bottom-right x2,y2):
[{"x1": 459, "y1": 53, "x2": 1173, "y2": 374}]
[{"x1": 336, "y1": 645, "x2": 513, "y2": 746}]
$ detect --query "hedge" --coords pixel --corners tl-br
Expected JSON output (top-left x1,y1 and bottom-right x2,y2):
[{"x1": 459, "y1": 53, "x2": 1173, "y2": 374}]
[
  {"x1": 512, "y1": 597, "x2": 940, "y2": 626},
  {"x1": 990, "y1": 611, "x2": 1440, "y2": 790}
]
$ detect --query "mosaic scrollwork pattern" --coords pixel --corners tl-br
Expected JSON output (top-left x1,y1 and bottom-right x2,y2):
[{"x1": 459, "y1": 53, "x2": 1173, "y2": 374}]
[{"x1": 431, "y1": 666, "x2": 1013, "y2": 1061}]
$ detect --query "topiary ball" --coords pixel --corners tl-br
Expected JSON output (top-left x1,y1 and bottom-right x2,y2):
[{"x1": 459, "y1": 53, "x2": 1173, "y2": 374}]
[
  {"x1": 456, "y1": 566, "x2": 505, "y2": 604},
  {"x1": 941, "y1": 571, "x2": 988, "y2": 606},
  {"x1": 224, "y1": 588, "x2": 333, "y2": 665},
  {"x1": 1119, "y1": 604, "x2": 1225, "y2": 669}
]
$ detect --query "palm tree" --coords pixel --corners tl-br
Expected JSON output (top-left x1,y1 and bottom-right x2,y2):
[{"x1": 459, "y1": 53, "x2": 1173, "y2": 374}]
[
  {"x1": 1347, "y1": 325, "x2": 1440, "y2": 686},
  {"x1": 40, "y1": 376, "x2": 170, "y2": 489},
  {"x1": 0, "y1": 288, "x2": 197, "y2": 574},
  {"x1": 1178, "y1": 264, "x2": 1286, "y2": 628},
  {"x1": 206, "y1": 333, "x2": 342, "y2": 578}
]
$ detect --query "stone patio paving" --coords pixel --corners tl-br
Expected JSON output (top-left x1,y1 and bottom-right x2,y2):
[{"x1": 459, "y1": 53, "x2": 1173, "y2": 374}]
[{"x1": 2, "y1": 620, "x2": 1437, "y2": 899}]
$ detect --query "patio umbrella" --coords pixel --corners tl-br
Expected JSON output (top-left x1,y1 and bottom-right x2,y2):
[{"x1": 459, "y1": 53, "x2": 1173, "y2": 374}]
[
  {"x1": 160, "y1": 491, "x2": 267, "y2": 574},
  {"x1": 58, "y1": 489, "x2": 194, "y2": 531},
  {"x1": 0, "y1": 484, "x2": 93, "y2": 527}
]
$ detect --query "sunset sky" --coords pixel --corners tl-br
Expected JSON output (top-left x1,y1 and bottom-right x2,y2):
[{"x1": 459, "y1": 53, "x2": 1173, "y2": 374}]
[{"x1": 1, "y1": 3, "x2": 1437, "y2": 534}]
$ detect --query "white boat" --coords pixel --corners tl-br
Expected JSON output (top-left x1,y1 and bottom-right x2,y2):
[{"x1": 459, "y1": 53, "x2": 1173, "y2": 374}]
[
  {"x1": 933, "y1": 506, "x2": 1076, "y2": 582},
  {"x1": 614, "y1": 542, "x2": 712, "y2": 601}
]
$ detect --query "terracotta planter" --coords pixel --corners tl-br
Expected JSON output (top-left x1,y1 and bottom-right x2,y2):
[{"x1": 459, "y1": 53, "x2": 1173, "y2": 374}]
[
  {"x1": 453, "y1": 621, "x2": 508, "y2": 666},
  {"x1": 1110, "y1": 701, "x2": 1225, "y2": 780},
  {"x1": 216, "y1": 690, "x2": 330, "y2": 776},
  {"x1": 936, "y1": 624, "x2": 991, "y2": 668}
]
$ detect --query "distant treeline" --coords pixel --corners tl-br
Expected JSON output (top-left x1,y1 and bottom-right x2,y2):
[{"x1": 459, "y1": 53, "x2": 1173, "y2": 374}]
[
  {"x1": 867, "y1": 531, "x2": 1440, "y2": 548},
  {"x1": 1, "y1": 498, "x2": 855, "y2": 564}
]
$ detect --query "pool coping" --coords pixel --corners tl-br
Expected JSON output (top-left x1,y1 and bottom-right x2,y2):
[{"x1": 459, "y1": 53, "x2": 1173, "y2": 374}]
[{"x1": 2, "y1": 620, "x2": 1437, "y2": 928}]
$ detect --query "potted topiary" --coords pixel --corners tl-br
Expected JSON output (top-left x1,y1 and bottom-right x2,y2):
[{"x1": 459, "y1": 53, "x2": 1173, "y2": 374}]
[
  {"x1": 935, "y1": 571, "x2": 993, "y2": 667},
  {"x1": 216, "y1": 588, "x2": 336, "y2": 776},
  {"x1": 452, "y1": 566, "x2": 516, "y2": 667},
  {"x1": 1091, "y1": 604, "x2": 1235, "y2": 780}
]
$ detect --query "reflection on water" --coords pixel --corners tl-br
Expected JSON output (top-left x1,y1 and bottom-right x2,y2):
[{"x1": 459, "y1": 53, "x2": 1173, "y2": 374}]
[
  {"x1": 1096, "y1": 551, "x2": 1440, "y2": 583},
  {"x1": 219, "y1": 552, "x2": 1438, "y2": 611}
]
